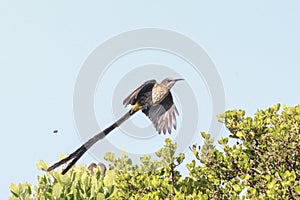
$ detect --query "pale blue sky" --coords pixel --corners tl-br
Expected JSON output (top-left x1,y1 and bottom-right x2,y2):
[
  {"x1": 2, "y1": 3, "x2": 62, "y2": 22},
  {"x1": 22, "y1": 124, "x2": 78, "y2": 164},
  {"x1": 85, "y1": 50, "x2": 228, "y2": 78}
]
[{"x1": 1, "y1": 1, "x2": 300, "y2": 198}]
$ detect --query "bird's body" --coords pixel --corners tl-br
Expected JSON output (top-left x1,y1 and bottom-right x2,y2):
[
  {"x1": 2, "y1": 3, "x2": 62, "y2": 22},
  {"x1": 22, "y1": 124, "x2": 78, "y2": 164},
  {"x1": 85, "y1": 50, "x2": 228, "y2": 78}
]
[
  {"x1": 47, "y1": 78, "x2": 183, "y2": 174},
  {"x1": 124, "y1": 78, "x2": 182, "y2": 134},
  {"x1": 152, "y1": 83, "x2": 169, "y2": 105}
]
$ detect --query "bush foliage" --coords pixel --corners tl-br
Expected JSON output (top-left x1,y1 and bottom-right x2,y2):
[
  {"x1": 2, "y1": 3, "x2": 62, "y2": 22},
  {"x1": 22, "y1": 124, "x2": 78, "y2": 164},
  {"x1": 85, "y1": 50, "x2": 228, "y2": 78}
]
[{"x1": 10, "y1": 104, "x2": 300, "y2": 199}]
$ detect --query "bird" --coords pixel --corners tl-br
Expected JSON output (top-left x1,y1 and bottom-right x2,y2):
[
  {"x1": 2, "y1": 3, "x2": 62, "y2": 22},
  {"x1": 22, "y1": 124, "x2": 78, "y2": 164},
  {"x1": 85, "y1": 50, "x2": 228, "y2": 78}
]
[{"x1": 47, "y1": 77, "x2": 183, "y2": 174}]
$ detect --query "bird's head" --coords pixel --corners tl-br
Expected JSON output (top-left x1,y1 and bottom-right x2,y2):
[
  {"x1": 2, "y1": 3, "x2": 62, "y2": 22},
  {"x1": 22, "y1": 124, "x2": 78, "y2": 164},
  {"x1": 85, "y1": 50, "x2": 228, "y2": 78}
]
[{"x1": 161, "y1": 78, "x2": 184, "y2": 90}]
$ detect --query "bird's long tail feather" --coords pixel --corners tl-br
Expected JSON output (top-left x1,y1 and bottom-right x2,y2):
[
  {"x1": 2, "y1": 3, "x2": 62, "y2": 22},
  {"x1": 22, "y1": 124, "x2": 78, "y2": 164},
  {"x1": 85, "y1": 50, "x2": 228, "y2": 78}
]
[{"x1": 47, "y1": 110, "x2": 135, "y2": 174}]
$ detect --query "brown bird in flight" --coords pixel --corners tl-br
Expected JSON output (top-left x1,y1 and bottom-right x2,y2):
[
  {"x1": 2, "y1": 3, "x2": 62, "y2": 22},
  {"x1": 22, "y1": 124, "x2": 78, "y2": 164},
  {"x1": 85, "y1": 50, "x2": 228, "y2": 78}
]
[{"x1": 47, "y1": 77, "x2": 183, "y2": 174}]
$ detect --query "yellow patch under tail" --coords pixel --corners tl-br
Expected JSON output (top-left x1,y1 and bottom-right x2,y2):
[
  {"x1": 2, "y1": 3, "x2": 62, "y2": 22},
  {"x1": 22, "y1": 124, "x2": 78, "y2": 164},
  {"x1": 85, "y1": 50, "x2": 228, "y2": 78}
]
[{"x1": 130, "y1": 102, "x2": 143, "y2": 114}]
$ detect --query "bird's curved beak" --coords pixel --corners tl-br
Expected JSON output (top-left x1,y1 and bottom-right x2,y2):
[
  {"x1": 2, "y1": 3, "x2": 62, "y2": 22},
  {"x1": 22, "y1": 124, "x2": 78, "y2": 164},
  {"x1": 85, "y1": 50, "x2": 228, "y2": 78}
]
[{"x1": 175, "y1": 78, "x2": 184, "y2": 82}]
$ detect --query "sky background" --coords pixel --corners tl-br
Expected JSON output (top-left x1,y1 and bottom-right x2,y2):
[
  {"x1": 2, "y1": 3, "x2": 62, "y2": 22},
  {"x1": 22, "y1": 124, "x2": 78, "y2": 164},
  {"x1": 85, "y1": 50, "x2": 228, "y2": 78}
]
[{"x1": 1, "y1": 1, "x2": 300, "y2": 198}]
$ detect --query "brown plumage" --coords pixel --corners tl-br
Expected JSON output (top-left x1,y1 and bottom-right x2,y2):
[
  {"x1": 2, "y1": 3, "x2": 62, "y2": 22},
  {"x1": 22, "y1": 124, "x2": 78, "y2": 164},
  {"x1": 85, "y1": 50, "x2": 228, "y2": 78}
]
[{"x1": 123, "y1": 78, "x2": 182, "y2": 134}]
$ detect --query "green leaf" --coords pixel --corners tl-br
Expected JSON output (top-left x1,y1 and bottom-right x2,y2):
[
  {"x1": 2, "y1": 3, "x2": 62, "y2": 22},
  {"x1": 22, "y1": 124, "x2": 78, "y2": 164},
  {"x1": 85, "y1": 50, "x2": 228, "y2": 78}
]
[
  {"x1": 236, "y1": 131, "x2": 243, "y2": 138},
  {"x1": 104, "y1": 171, "x2": 114, "y2": 187},
  {"x1": 97, "y1": 193, "x2": 106, "y2": 200},
  {"x1": 295, "y1": 186, "x2": 300, "y2": 194},
  {"x1": 233, "y1": 184, "x2": 241, "y2": 192},
  {"x1": 52, "y1": 183, "x2": 62, "y2": 199},
  {"x1": 10, "y1": 184, "x2": 19, "y2": 197},
  {"x1": 36, "y1": 160, "x2": 49, "y2": 171}
]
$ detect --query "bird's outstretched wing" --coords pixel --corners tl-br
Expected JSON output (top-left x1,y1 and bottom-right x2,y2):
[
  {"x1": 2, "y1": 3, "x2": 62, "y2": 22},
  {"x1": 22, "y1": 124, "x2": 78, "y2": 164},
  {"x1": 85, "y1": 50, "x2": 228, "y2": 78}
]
[
  {"x1": 142, "y1": 92, "x2": 179, "y2": 134},
  {"x1": 123, "y1": 79, "x2": 156, "y2": 106}
]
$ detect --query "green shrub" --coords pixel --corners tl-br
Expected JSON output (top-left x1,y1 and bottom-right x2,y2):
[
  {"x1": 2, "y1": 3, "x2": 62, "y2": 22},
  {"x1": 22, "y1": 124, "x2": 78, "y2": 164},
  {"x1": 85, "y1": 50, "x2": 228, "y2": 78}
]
[{"x1": 10, "y1": 104, "x2": 300, "y2": 199}]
